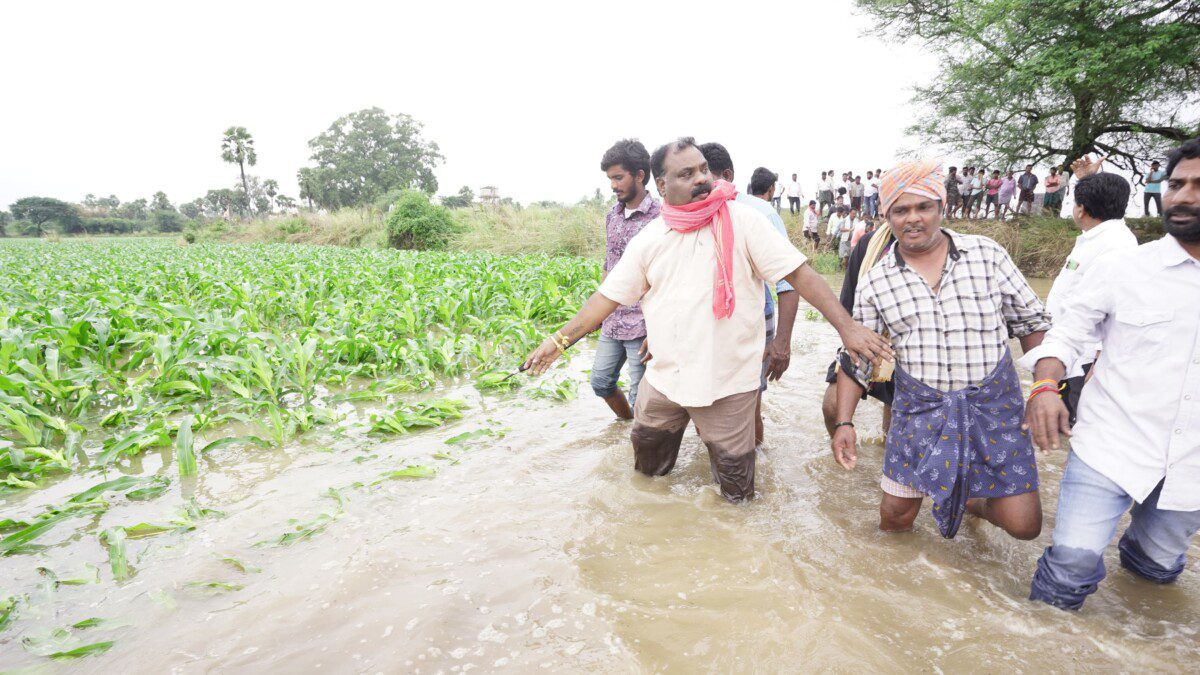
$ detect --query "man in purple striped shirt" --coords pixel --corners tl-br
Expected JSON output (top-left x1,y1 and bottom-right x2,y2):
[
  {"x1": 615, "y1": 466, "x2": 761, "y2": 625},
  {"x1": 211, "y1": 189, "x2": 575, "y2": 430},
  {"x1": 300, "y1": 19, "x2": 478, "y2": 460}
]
[{"x1": 591, "y1": 139, "x2": 661, "y2": 419}]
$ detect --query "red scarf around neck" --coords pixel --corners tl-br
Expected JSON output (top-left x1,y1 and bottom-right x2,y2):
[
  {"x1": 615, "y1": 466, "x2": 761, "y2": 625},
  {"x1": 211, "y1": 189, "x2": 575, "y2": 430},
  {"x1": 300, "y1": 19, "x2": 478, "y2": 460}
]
[{"x1": 659, "y1": 179, "x2": 739, "y2": 319}]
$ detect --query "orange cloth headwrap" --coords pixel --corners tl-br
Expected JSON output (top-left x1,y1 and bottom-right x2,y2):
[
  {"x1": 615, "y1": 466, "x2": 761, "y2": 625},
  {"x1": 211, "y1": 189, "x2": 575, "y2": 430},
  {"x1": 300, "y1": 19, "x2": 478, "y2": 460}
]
[{"x1": 879, "y1": 159, "x2": 947, "y2": 217}]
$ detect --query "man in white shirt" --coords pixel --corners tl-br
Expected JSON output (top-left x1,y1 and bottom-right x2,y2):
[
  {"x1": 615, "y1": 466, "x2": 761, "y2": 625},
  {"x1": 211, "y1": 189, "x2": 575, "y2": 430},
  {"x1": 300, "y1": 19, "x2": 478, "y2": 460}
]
[
  {"x1": 523, "y1": 137, "x2": 890, "y2": 502},
  {"x1": 864, "y1": 170, "x2": 880, "y2": 217},
  {"x1": 825, "y1": 205, "x2": 843, "y2": 245},
  {"x1": 1022, "y1": 138, "x2": 1200, "y2": 610},
  {"x1": 1044, "y1": 163, "x2": 1138, "y2": 424},
  {"x1": 838, "y1": 208, "x2": 856, "y2": 266},
  {"x1": 818, "y1": 172, "x2": 834, "y2": 216},
  {"x1": 803, "y1": 199, "x2": 821, "y2": 246},
  {"x1": 786, "y1": 173, "x2": 804, "y2": 215}
]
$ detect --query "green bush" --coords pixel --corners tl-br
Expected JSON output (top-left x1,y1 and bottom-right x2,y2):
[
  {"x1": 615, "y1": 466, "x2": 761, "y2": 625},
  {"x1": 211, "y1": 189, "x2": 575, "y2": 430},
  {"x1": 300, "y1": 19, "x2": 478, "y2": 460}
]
[
  {"x1": 183, "y1": 231, "x2": 196, "y2": 244},
  {"x1": 276, "y1": 217, "x2": 307, "y2": 235},
  {"x1": 385, "y1": 191, "x2": 459, "y2": 250},
  {"x1": 153, "y1": 210, "x2": 185, "y2": 233},
  {"x1": 83, "y1": 217, "x2": 150, "y2": 235}
]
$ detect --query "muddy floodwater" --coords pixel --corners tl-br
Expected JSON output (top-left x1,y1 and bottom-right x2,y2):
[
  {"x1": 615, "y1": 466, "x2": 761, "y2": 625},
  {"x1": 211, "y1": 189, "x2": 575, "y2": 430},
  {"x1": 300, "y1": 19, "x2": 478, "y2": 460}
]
[{"x1": 2, "y1": 276, "x2": 1198, "y2": 672}]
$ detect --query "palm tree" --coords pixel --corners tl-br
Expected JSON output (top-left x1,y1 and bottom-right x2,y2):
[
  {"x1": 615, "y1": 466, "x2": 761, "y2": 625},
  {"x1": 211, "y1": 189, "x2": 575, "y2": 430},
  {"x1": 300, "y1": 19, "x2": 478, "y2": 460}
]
[{"x1": 220, "y1": 126, "x2": 257, "y2": 217}]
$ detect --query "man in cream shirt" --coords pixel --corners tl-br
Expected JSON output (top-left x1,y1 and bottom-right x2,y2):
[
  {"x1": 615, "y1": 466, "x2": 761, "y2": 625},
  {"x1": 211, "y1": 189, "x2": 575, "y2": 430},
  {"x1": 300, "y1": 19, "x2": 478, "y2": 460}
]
[
  {"x1": 1043, "y1": 160, "x2": 1137, "y2": 423},
  {"x1": 522, "y1": 138, "x2": 890, "y2": 502}
]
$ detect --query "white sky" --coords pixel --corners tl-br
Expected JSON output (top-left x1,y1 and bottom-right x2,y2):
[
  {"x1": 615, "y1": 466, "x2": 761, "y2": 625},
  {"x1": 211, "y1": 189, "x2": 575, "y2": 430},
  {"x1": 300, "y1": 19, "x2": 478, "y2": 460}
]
[{"x1": 0, "y1": 0, "x2": 942, "y2": 210}]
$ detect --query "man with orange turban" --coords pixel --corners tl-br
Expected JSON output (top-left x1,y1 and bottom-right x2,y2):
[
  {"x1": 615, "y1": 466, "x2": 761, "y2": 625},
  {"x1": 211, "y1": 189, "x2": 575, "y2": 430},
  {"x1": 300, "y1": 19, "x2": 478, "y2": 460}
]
[{"x1": 829, "y1": 159, "x2": 1053, "y2": 540}]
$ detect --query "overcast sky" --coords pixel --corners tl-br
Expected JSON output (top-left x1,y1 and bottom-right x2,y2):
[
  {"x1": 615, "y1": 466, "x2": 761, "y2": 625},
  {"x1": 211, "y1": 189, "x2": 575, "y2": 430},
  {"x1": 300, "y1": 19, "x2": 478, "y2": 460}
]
[{"x1": 0, "y1": 0, "x2": 943, "y2": 210}]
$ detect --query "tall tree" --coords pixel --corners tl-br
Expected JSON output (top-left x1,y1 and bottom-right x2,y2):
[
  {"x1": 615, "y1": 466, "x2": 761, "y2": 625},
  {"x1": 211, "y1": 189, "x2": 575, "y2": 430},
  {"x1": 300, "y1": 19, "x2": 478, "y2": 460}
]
[
  {"x1": 115, "y1": 199, "x2": 148, "y2": 221},
  {"x1": 220, "y1": 126, "x2": 257, "y2": 216},
  {"x1": 203, "y1": 189, "x2": 238, "y2": 218},
  {"x1": 856, "y1": 0, "x2": 1200, "y2": 179},
  {"x1": 180, "y1": 200, "x2": 204, "y2": 220},
  {"x1": 299, "y1": 108, "x2": 442, "y2": 210},
  {"x1": 10, "y1": 197, "x2": 81, "y2": 237},
  {"x1": 0, "y1": 210, "x2": 10, "y2": 237},
  {"x1": 151, "y1": 191, "x2": 174, "y2": 212},
  {"x1": 442, "y1": 185, "x2": 475, "y2": 208}
]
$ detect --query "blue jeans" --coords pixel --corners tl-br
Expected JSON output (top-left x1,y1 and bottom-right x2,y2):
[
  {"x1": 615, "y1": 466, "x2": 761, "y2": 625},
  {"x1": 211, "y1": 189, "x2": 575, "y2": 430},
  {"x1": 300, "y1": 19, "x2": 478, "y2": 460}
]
[
  {"x1": 759, "y1": 313, "x2": 776, "y2": 392},
  {"x1": 865, "y1": 194, "x2": 878, "y2": 218},
  {"x1": 590, "y1": 335, "x2": 646, "y2": 405},
  {"x1": 1030, "y1": 452, "x2": 1200, "y2": 610}
]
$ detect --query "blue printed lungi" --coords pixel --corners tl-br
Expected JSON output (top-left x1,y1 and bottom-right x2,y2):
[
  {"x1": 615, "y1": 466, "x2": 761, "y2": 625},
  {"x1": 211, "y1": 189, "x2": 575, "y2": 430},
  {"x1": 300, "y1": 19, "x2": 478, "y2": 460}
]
[{"x1": 884, "y1": 350, "x2": 1039, "y2": 538}]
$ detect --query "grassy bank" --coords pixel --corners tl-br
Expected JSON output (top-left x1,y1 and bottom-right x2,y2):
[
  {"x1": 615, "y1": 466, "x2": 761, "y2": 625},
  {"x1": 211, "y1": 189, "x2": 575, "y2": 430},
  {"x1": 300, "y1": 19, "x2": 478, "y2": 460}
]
[{"x1": 199, "y1": 204, "x2": 1164, "y2": 279}]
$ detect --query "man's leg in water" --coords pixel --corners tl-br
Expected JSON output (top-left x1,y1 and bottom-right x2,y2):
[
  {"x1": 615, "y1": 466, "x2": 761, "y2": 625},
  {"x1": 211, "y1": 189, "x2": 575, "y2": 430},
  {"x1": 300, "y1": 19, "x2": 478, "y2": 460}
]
[
  {"x1": 880, "y1": 487, "x2": 923, "y2": 532},
  {"x1": 689, "y1": 389, "x2": 759, "y2": 502},
  {"x1": 966, "y1": 491, "x2": 1043, "y2": 540},
  {"x1": 630, "y1": 379, "x2": 689, "y2": 477},
  {"x1": 591, "y1": 334, "x2": 634, "y2": 420}
]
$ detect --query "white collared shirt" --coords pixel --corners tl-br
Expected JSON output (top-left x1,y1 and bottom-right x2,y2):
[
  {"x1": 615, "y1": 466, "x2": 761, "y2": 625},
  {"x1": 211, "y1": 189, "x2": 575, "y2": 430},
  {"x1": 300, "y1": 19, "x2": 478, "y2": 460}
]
[
  {"x1": 787, "y1": 181, "x2": 803, "y2": 199},
  {"x1": 826, "y1": 212, "x2": 842, "y2": 237},
  {"x1": 803, "y1": 208, "x2": 820, "y2": 232},
  {"x1": 1019, "y1": 236, "x2": 1200, "y2": 511},
  {"x1": 1044, "y1": 219, "x2": 1139, "y2": 378}
]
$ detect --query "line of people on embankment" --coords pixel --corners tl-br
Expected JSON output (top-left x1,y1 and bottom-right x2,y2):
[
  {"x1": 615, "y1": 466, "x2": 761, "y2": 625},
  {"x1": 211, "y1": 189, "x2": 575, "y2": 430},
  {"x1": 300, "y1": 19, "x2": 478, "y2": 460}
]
[
  {"x1": 779, "y1": 162, "x2": 1170, "y2": 222},
  {"x1": 521, "y1": 136, "x2": 1200, "y2": 614}
]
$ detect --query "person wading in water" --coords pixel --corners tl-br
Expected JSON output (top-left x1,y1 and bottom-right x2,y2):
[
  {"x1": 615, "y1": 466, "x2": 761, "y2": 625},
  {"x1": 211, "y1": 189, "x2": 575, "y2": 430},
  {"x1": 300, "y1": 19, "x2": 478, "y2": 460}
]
[
  {"x1": 590, "y1": 139, "x2": 659, "y2": 420},
  {"x1": 523, "y1": 137, "x2": 892, "y2": 502},
  {"x1": 1023, "y1": 138, "x2": 1200, "y2": 610},
  {"x1": 699, "y1": 142, "x2": 798, "y2": 448},
  {"x1": 831, "y1": 159, "x2": 1050, "y2": 539}
]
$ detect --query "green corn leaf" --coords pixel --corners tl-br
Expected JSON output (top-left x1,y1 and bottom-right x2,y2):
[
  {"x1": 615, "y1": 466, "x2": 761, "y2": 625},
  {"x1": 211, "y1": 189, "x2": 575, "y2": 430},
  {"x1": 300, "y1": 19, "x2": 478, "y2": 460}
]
[
  {"x1": 175, "y1": 415, "x2": 196, "y2": 477},
  {"x1": 67, "y1": 475, "x2": 157, "y2": 504},
  {"x1": 186, "y1": 581, "x2": 244, "y2": 593},
  {"x1": 0, "y1": 595, "x2": 17, "y2": 632},
  {"x1": 1, "y1": 511, "x2": 78, "y2": 556},
  {"x1": 378, "y1": 465, "x2": 437, "y2": 481},
  {"x1": 102, "y1": 527, "x2": 130, "y2": 581},
  {"x1": 444, "y1": 428, "x2": 495, "y2": 445},
  {"x1": 47, "y1": 640, "x2": 116, "y2": 659},
  {"x1": 217, "y1": 555, "x2": 261, "y2": 574}
]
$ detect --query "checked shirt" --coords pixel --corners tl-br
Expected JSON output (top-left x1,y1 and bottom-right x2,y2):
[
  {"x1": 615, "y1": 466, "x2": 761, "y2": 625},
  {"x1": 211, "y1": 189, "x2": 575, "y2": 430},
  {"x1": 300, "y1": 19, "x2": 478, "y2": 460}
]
[{"x1": 852, "y1": 229, "x2": 1051, "y2": 391}]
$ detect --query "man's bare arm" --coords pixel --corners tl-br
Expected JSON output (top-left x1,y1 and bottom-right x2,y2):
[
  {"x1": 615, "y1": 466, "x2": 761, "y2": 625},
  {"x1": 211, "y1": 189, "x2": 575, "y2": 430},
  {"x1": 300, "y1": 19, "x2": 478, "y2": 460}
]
[
  {"x1": 783, "y1": 263, "x2": 893, "y2": 366},
  {"x1": 522, "y1": 291, "x2": 620, "y2": 375},
  {"x1": 764, "y1": 290, "x2": 799, "y2": 381},
  {"x1": 831, "y1": 369, "x2": 864, "y2": 469},
  {"x1": 1018, "y1": 330, "x2": 1047, "y2": 354}
]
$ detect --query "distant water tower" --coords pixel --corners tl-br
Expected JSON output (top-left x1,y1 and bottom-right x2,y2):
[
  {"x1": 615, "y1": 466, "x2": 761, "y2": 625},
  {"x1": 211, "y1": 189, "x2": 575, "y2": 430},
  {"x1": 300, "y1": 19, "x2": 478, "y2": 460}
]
[{"x1": 479, "y1": 185, "x2": 500, "y2": 206}]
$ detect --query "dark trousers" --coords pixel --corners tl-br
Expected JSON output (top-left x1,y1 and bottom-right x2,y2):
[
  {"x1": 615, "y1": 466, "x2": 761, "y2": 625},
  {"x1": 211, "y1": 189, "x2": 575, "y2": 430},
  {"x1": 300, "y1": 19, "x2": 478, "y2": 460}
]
[
  {"x1": 788, "y1": 197, "x2": 800, "y2": 214},
  {"x1": 1144, "y1": 192, "x2": 1162, "y2": 216}
]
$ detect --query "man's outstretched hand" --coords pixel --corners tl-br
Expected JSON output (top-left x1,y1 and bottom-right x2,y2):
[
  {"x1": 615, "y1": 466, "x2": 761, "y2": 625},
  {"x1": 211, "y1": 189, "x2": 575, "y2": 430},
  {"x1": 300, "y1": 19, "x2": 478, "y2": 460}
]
[{"x1": 522, "y1": 337, "x2": 562, "y2": 376}]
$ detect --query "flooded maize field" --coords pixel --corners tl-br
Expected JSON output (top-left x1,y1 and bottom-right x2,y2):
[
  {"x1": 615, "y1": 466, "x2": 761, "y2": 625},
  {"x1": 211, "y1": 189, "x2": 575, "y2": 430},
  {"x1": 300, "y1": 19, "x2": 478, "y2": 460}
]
[{"x1": 1, "y1": 241, "x2": 1197, "y2": 672}]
